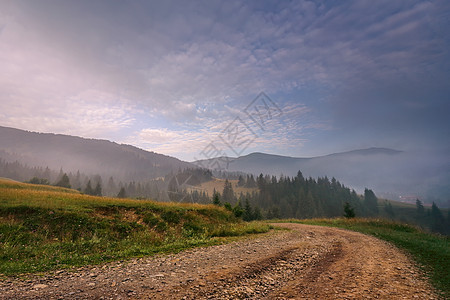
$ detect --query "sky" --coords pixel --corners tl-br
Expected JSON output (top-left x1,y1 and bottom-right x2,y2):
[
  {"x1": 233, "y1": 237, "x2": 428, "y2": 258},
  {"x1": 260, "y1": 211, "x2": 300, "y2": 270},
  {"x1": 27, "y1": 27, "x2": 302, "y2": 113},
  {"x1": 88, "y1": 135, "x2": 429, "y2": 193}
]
[{"x1": 0, "y1": 0, "x2": 449, "y2": 161}]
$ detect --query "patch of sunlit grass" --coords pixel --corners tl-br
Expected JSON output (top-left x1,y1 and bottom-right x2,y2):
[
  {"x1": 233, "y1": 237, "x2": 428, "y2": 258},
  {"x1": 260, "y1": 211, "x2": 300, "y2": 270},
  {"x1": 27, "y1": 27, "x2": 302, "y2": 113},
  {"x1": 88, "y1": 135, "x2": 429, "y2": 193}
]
[{"x1": 0, "y1": 179, "x2": 271, "y2": 276}]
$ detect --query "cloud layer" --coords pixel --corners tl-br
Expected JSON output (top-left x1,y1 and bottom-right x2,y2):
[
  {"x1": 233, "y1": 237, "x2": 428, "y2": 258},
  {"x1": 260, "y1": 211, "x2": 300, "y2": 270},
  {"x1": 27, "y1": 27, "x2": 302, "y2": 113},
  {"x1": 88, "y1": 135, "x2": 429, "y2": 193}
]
[{"x1": 1, "y1": 0, "x2": 449, "y2": 160}]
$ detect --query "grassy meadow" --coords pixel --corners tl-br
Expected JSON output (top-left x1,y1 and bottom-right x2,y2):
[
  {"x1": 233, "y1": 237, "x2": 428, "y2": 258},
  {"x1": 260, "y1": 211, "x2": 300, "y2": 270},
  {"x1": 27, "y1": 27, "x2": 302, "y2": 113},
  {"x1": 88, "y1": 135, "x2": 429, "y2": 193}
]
[
  {"x1": 1, "y1": 177, "x2": 447, "y2": 297},
  {"x1": 0, "y1": 178, "x2": 271, "y2": 276},
  {"x1": 187, "y1": 178, "x2": 258, "y2": 196}
]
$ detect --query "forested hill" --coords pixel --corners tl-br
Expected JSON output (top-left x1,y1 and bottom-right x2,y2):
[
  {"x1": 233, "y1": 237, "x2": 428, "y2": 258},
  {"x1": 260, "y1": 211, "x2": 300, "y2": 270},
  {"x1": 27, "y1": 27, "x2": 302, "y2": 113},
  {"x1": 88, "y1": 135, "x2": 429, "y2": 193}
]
[{"x1": 0, "y1": 126, "x2": 193, "y2": 181}]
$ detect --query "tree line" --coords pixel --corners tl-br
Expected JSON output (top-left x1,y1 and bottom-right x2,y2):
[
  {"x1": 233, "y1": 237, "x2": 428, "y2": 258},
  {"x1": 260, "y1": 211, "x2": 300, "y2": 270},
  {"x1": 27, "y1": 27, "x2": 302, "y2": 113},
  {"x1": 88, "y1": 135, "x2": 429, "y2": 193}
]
[
  {"x1": 0, "y1": 159, "x2": 209, "y2": 200},
  {"x1": 211, "y1": 173, "x2": 449, "y2": 235},
  {"x1": 211, "y1": 172, "x2": 377, "y2": 220},
  {"x1": 415, "y1": 199, "x2": 450, "y2": 235},
  {"x1": 1, "y1": 159, "x2": 448, "y2": 235}
]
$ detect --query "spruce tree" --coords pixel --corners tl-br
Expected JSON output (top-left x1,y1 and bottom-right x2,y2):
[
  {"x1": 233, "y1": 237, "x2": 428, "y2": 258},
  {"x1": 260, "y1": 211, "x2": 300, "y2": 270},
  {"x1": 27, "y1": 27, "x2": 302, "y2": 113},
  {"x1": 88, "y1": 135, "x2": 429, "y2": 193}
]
[
  {"x1": 415, "y1": 199, "x2": 425, "y2": 216},
  {"x1": 212, "y1": 192, "x2": 221, "y2": 206},
  {"x1": 232, "y1": 201, "x2": 244, "y2": 218},
  {"x1": 243, "y1": 199, "x2": 253, "y2": 221},
  {"x1": 431, "y1": 202, "x2": 446, "y2": 234},
  {"x1": 55, "y1": 173, "x2": 71, "y2": 189},
  {"x1": 117, "y1": 187, "x2": 127, "y2": 198},
  {"x1": 84, "y1": 180, "x2": 94, "y2": 195},
  {"x1": 343, "y1": 202, "x2": 355, "y2": 218},
  {"x1": 246, "y1": 175, "x2": 256, "y2": 188},
  {"x1": 94, "y1": 182, "x2": 102, "y2": 196},
  {"x1": 224, "y1": 202, "x2": 233, "y2": 211},
  {"x1": 107, "y1": 176, "x2": 116, "y2": 196},
  {"x1": 253, "y1": 206, "x2": 262, "y2": 220},
  {"x1": 364, "y1": 188, "x2": 378, "y2": 216},
  {"x1": 222, "y1": 179, "x2": 235, "y2": 204}
]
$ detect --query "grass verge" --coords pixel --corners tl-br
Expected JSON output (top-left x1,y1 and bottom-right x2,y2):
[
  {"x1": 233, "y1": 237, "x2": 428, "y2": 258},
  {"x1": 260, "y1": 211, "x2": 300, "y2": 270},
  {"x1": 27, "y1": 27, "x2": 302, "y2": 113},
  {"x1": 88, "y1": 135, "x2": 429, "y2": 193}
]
[
  {"x1": 0, "y1": 179, "x2": 271, "y2": 276},
  {"x1": 282, "y1": 218, "x2": 449, "y2": 298}
]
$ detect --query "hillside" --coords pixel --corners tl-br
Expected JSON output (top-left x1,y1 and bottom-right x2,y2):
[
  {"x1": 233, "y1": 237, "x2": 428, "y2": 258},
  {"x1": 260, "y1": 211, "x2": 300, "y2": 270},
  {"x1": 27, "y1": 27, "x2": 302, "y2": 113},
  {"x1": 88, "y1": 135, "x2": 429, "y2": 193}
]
[
  {"x1": 195, "y1": 148, "x2": 404, "y2": 176},
  {"x1": 0, "y1": 178, "x2": 447, "y2": 298},
  {"x1": 1, "y1": 126, "x2": 448, "y2": 207},
  {"x1": 0, "y1": 178, "x2": 270, "y2": 276},
  {"x1": 195, "y1": 148, "x2": 450, "y2": 206},
  {"x1": 0, "y1": 126, "x2": 194, "y2": 182}
]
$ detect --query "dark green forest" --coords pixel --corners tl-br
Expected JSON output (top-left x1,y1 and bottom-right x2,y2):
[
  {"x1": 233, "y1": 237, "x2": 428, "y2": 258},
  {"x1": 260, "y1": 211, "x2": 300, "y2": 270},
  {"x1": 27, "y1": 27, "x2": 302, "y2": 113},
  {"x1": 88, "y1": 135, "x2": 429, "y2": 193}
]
[
  {"x1": 215, "y1": 173, "x2": 449, "y2": 236},
  {"x1": 215, "y1": 172, "x2": 382, "y2": 221}
]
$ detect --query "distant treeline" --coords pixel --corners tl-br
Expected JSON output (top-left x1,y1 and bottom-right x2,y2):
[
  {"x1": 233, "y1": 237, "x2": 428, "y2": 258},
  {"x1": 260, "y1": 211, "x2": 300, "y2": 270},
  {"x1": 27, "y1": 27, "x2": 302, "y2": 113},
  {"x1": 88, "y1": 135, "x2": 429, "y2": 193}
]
[
  {"x1": 0, "y1": 159, "x2": 161, "y2": 198},
  {"x1": 0, "y1": 159, "x2": 210, "y2": 201},
  {"x1": 211, "y1": 173, "x2": 449, "y2": 236},
  {"x1": 213, "y1": 172, "x2": 375, "y2": 219},
  {"x1": 1, "y1": 158, "x2": 448, "y2": 235}
]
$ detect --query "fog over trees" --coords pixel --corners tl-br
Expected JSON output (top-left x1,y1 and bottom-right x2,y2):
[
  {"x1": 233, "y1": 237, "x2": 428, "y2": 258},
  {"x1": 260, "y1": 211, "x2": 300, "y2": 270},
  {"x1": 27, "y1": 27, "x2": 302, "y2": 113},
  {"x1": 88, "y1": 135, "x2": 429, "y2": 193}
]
[{"x1": 1, "y1": 126, "x2": 448, "y2": 235}]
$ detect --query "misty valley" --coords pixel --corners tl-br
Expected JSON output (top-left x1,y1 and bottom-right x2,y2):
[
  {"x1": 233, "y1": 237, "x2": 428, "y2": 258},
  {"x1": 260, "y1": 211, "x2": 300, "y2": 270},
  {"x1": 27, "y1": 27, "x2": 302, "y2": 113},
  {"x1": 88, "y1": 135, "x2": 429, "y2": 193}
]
[
  {"x1": 1, "y1": 1, "x2": 449, "y2": 298},
  {"x1": 1, "y1": 126, "x2": 448, "y2": 235},
  {"x1": 1, "y1": 126, "x2": 449, "y2": 298}
]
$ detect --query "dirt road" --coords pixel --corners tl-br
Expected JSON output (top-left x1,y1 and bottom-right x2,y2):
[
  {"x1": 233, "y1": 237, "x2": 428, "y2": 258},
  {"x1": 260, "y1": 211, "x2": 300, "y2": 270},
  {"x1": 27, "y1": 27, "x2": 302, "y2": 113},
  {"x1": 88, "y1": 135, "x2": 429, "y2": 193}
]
[{"x1": 0, "y1": 223, "x2": 440, "y2": 299}]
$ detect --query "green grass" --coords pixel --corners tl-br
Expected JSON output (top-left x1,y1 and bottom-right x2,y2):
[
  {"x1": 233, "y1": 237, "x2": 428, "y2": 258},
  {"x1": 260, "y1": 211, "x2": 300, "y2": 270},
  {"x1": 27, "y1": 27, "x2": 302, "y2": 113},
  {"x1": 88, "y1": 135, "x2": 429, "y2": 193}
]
[
  {"x1": 0, "y1": 179, "x2": 271, "y2": 276},
  {"x1": 282, "y1": 218, "x2": 449, "y2": 298}
]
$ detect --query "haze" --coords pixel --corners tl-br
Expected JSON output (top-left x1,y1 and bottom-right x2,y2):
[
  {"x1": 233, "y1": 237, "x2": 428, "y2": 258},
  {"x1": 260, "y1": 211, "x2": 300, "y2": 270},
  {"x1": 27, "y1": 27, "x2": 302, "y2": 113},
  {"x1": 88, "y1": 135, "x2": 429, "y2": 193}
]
[{"x1": 0, "y1": 1, "x2": 449, "y2": 191}]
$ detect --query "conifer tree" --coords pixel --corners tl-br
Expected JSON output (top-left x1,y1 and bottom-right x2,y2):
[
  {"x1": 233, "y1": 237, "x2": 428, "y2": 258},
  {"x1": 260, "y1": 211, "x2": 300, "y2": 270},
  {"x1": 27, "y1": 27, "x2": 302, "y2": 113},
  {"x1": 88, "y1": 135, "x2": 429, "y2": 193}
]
[
  {"x1": 55, "y1": 173, "x2": 71, "y2": 189},
  {"x1": 245, "y1": 174, "x2": 257, "y2": 188},
  {"x1": 222, "y1": 179, "x2": 235, "y2": 204},
  {"x1": 384, "y1": 201, "x2": 395, "y2": 218},
  {"x1": 212, "y1": 191, "x2": 221, "y2": 206},
  {"x1": 94, "y1": 181, "x2": 102, "y2": 196},
  {"x1": 84, "y1": 180, "x2": 94, "y2": 195},
  {"x1": 431, "y1": 202, "x2": 446, "y2": 234},
  {"x1": 117, "y1": 187, "x2": 127, "y2": 198},
  {"x1": 232, "y1": 201, "x2": 244, "y2": 218},
  {"x1": 364, "y1": 188, "x2": 378, "y2": 216},
  {"x1": 107, "y1": 176, "x2": 116, "y2": 196},
  {"x1": 253, "y1": 206, "x2": 262, "y2": 220},
  {"x1": 416, "y1": 199, "x2": 425, "y2": 216},
  {"x1": 243, "y1": 199, "x2": 253, "y2": 221},
  {"x1": 343, "y1": 202, "x2": 355, "y2": 218}
]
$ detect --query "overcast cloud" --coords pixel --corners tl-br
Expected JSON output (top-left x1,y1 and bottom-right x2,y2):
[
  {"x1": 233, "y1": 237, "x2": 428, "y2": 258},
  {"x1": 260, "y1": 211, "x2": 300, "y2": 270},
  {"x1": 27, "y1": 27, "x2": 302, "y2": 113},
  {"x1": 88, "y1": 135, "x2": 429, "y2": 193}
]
[{"x1": 0, "y1": 0, "x2": 449, "y2": 160}]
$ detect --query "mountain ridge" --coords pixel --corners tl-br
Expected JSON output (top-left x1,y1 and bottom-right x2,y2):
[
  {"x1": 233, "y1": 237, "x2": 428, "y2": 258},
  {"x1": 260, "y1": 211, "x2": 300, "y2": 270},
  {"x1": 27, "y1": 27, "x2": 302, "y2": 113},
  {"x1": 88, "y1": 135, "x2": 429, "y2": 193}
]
[
  {"x1": 1, "y1": 126, "x2": 448, "y2": 205},
  {"x1": 194, "y1": 147, "x2": 448, "y2": 205},
  {"x1": 0, "y1": 125, "x2": 194, "y2": 181},
  {"x1": 235, "y1": 147, "x2": 403, "y2": 160}
]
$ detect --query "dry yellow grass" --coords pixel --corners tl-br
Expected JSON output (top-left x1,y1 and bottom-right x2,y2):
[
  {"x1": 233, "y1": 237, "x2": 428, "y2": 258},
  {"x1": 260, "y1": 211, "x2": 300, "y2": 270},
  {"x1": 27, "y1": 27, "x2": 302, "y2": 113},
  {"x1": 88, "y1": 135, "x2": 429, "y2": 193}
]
[
  {"x1": 0, "y1": 178, "x2": 223, "y2": 212},
  {"x1": 188, "y1": 178, "x2": 258, "y2": 196}
]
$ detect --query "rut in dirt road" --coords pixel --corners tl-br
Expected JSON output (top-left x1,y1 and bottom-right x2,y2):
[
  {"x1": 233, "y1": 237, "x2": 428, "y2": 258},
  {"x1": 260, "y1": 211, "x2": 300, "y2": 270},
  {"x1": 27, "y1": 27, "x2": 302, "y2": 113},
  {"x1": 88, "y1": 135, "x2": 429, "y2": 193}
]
[{"x1": 0, "y1": 223, "x2": 440, "y2": 299}]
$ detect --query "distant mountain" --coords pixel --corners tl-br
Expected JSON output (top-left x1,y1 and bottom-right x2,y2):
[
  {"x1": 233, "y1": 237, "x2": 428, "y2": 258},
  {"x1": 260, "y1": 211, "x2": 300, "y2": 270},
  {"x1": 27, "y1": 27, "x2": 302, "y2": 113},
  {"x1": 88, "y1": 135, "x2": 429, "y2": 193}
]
[
  {"x1": 0, "y1": 126, "x2": 194, "y2": 181},
  {"x1": 1, "y1": 126, "x2": 448, "y2": 206},
  {"x1": 195, "y1": 148, "x2": 450, "y2": 206},
  {"x1": 195, "y1": 148, "x2": 403, "y2": 178}
]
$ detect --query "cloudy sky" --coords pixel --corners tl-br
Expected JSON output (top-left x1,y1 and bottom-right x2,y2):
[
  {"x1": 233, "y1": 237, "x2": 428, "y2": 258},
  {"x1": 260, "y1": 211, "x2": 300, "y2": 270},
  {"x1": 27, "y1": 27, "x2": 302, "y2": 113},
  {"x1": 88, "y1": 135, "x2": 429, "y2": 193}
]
[{"x1": 1, "y1": 0, "x2": 449, "y2": 161}]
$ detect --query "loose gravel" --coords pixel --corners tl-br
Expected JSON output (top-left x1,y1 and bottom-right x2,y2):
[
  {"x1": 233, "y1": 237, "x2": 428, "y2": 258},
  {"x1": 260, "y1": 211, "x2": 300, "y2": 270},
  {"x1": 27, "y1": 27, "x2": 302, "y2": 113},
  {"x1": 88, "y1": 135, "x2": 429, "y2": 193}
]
[{"x1": 0, "y1": 223, "x2": 441, "y2": 299}]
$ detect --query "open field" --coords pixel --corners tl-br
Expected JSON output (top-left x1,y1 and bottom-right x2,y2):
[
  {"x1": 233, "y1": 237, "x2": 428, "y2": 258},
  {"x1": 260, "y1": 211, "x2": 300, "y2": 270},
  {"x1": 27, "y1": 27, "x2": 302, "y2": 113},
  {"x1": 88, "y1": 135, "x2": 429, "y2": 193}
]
[
  {"x1": 188, "y1": 178, "x2": 258, "y2": 197},
  {"x1": 0, "y1": 179, "x2": 271, "y2": 276}
]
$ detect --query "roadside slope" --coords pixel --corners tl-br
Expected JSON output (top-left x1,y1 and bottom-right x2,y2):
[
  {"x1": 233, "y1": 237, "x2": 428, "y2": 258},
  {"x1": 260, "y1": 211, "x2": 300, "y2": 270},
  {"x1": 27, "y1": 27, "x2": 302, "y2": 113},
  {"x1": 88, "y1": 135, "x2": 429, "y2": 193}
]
[{"x1": 0, "y1": 178, "x2": 270, "y2": 276}]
